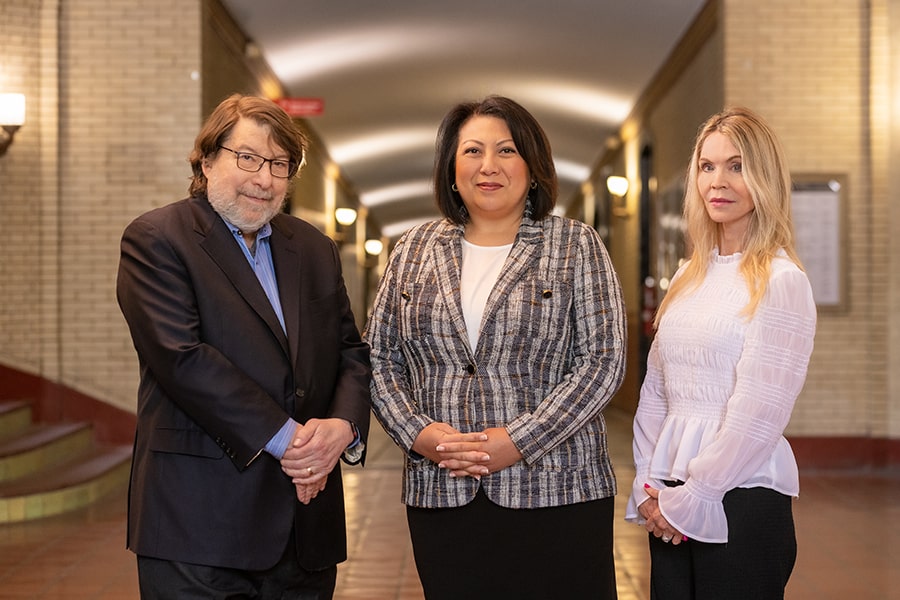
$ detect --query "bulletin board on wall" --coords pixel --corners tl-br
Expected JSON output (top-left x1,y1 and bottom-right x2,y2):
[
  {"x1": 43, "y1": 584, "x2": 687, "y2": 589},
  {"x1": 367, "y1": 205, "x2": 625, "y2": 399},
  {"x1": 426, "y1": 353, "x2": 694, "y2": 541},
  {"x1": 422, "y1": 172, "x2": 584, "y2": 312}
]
[
  {"x1": 791, "y1": 174, "x2": 846, "y2": 310},
  {"x1": 654, "y1": 176, "x2": 686, "y2": 291}
]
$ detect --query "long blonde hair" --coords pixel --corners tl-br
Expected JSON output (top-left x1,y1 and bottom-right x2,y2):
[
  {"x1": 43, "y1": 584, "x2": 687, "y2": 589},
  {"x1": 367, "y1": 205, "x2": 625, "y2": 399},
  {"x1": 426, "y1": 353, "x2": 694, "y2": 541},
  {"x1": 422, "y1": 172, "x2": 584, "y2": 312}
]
[{"x1": 655, "y1": 107, "x2": 802, "y2": 326}]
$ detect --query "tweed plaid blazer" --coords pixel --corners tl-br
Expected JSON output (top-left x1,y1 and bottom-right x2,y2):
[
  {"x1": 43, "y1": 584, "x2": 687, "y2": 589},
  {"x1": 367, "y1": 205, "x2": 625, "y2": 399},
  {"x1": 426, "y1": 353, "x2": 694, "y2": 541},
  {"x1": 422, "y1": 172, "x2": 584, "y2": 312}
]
[{"x1": 366, "y1": 215, "x2": 626, "y2": 509}]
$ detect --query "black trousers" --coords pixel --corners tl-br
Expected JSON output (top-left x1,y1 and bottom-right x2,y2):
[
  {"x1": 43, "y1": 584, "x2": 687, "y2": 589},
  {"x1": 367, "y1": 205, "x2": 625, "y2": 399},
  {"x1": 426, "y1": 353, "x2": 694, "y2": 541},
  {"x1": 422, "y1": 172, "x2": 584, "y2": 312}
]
[
  {"x1": 136, "y1": 530, "x2": 337, "y2": 600},
  {"x1": 649, "y1": 487, "x2": 796, "y2": 600},
  {"x1": 407, "y1": 488, "x2": 617, "y2": 600}
]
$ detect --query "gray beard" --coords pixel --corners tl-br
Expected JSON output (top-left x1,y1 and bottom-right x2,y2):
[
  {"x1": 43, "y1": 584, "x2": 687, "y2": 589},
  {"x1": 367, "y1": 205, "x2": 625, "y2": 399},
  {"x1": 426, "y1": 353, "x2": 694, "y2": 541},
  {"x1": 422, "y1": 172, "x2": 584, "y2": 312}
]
[{"x1": 207, "y1": 187, "x2": 285, "y2": 233}]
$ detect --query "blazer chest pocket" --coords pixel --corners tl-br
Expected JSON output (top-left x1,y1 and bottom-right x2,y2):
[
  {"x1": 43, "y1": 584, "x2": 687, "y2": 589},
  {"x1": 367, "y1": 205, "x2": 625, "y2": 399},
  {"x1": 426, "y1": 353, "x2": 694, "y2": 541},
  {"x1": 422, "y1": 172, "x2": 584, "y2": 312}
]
[
  {"x1": 397, "y1": 281, "x2": 446, "y2": 340},
  {"x1": 491, "y1": 279, "x2": 572, "y2": 339}
]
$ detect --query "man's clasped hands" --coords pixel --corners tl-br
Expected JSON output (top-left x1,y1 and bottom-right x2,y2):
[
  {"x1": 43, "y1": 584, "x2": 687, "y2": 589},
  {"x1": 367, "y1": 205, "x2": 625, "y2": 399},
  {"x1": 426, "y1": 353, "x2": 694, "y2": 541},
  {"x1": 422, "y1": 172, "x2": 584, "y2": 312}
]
[{"x1": 280, "y1": 418, "x2": 356, "y2": 504}]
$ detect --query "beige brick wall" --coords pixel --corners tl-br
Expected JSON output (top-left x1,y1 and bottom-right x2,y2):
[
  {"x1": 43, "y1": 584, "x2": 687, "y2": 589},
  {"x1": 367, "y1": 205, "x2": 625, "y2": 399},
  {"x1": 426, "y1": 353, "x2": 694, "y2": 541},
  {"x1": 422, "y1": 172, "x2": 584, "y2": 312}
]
[
  {"x1": 724, "y1": 0, "x2": 893, "y2": 437},
  {"x1": 0, "y1": 1, "x2": 46, "y2": 378},
  {"x1": 647, "y1": 28, "x2": 724, "y2": 193},
  {"x1": 888, "y1": 0, "x2": 900, "y2": 440},
  {"x1": 870, "y1": 0, "x2": 899, "y2": 439},
  {"x1": 0, "y1": 0, "x2": 202, "y2": 413},
  {"x1": 61, "y1": 0, "x2": 202, "y2": 413}
]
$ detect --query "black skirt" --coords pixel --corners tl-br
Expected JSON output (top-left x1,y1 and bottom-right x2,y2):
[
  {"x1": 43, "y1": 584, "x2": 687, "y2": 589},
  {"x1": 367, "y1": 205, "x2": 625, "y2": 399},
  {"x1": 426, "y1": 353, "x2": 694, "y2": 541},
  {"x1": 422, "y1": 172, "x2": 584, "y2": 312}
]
[{"x1": 407, "y1": 488, "x2": 617, "y2": 600}]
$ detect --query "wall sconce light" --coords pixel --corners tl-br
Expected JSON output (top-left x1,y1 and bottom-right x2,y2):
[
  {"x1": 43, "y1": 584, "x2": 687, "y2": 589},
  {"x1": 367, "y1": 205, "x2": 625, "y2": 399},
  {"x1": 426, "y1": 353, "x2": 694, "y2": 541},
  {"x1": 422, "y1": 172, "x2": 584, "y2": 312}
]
[
  {"x1": 334, "y1": 207, "x2": 358, "y2": 227},
  {"x1": 606, "y1": 175, "x2": 631, "y2": 218},
  {"x1": 364, "y1": 238, "x2": 384, "y2": 256},
  {"x1": 332, "y1": 207, "x2": 358, "y2": 246},
  {"x1": 0, "y1": 93, "x2": 26, "y2": 157},
  {"x1": 606, "y1": 175, "x2": 628, "y2": 197}
]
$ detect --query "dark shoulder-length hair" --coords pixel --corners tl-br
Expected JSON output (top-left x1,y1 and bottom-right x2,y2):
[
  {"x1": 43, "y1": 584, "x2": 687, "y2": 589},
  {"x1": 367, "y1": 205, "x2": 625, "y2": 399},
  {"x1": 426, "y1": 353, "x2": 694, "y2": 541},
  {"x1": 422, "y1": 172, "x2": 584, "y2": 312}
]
[
  {"x1": 433, "y1": 95, "x2": 558, "y2": 224},
  {"x1": 188, "y1": 94, "x2": 308, "y2": 197}
]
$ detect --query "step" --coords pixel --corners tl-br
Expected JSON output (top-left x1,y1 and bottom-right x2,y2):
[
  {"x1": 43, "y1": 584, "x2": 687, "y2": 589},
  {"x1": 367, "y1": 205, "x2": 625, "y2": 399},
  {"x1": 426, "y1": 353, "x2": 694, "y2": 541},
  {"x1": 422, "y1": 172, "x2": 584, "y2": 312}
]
[
  {"x1": 0, "y1": 422, "x2": 95, "y2": 483},
  {"x1": 0, "y1": 400, "x2": 33, "y2": 439},
  {"x1": 0, "y1": 445, "x2": 132, "y2": 523}
]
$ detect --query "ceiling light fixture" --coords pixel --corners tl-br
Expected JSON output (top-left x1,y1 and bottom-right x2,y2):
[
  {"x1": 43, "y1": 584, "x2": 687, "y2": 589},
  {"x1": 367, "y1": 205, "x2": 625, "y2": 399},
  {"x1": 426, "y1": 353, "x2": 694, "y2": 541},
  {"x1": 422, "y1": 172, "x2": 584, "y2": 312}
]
[
  {"x1": 329, "y1": 127, "x2": 435, "y2": 165},
  {"x1": 361, "y1": 179, "x2": 433, "y2": 207}
]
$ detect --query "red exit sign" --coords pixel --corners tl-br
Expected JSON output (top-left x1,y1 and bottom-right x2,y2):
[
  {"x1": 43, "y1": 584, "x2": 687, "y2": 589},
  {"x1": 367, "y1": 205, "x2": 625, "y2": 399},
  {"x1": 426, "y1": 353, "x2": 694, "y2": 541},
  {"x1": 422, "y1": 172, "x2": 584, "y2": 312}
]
[{"x1": 275, "y1": 97, "x2": 324, "y2": 117}]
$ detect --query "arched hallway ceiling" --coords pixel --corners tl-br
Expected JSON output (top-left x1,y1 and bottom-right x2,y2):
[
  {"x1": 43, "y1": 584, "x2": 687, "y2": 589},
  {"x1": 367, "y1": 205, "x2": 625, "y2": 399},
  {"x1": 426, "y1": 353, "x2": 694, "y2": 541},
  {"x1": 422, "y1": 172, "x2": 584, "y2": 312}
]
[{"x1": 219, "y1": 0, "x2": 708, "y2": 238}]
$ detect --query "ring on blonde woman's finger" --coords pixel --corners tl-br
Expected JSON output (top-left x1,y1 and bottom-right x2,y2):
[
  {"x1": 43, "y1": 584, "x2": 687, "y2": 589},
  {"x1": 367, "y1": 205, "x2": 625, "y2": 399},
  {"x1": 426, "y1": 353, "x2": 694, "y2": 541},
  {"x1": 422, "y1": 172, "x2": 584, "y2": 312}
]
[{"x1": 662, "y1": 535, "x2": 673, "y2": 543}]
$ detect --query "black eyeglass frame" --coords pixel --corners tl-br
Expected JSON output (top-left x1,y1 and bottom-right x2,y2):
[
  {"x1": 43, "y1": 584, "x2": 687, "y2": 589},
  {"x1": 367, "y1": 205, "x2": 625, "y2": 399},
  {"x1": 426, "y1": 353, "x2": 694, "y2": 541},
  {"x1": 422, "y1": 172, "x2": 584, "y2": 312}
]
[{"x1": 217, "y1": 145, "x2": 298, "y2": 179}]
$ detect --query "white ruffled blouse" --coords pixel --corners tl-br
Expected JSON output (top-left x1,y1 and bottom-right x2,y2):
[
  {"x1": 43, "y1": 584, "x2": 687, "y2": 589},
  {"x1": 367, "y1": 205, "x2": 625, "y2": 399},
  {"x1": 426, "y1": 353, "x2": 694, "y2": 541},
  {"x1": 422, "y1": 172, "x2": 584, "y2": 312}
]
[{"x1": 625, "y1": 250, "x2": 816, "y2": 543}]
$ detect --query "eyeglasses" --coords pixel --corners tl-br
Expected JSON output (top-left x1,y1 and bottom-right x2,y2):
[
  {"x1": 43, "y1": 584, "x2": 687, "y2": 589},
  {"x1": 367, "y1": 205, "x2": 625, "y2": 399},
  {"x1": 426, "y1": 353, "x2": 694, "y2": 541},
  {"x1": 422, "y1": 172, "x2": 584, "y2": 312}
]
[{"x1": 217, "y1": 145, "x2": 297, "y2": 178}]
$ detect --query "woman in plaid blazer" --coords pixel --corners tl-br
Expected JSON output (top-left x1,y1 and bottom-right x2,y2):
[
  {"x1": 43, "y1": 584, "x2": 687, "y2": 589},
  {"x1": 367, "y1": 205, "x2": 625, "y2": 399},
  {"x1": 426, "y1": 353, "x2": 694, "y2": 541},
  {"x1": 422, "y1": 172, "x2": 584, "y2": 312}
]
[{"x1": 365, "y1": 96, "x2": 627, "y2": 599}]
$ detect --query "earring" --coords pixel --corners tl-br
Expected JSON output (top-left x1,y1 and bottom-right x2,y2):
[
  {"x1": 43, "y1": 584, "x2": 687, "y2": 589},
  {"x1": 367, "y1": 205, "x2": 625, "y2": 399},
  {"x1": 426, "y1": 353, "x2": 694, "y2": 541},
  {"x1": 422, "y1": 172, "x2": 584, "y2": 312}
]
[
  {"x1": 531, "y1": 180, "x2": 538, "y2": 189},
  {"x1": 451, "y1": 183, "x2": 458, "y2": 192}
]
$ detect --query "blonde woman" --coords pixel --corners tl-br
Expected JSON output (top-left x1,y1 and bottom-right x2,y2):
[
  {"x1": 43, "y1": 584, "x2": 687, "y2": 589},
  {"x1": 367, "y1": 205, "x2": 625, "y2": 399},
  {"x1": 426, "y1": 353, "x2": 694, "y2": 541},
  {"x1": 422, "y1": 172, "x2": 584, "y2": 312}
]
[{"x1": 626, "y1": 107, "x2": 816, "y2": 599}]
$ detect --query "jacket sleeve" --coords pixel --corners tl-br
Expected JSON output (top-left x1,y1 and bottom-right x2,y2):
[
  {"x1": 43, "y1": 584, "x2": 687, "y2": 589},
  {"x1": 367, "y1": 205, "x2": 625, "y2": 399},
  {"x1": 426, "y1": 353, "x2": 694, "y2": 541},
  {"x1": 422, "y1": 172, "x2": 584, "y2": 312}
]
[{"x1": 364, "y1": 233, "x2": 435, "y2": 454}]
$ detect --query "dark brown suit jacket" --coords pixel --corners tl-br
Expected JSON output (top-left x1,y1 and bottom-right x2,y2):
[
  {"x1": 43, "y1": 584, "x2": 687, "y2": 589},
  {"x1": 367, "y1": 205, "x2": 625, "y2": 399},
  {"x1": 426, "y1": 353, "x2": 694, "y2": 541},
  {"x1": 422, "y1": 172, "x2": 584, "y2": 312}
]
[{"x1": 116, "y1": 195, "x2": 371, "y2": 570}]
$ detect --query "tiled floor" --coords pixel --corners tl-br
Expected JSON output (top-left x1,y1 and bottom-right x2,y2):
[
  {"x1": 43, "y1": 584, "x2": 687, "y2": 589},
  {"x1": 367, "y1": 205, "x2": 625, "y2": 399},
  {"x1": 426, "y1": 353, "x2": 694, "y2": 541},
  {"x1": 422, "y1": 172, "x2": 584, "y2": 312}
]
[{"x1": 0, "y1": 407, "x2": 897, "y2": 599}]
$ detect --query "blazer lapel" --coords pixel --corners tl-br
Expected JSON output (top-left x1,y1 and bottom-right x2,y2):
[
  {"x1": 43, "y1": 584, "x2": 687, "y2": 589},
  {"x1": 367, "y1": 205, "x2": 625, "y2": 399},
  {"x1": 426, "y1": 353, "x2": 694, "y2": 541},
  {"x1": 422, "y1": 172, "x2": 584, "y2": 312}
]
[
  {"x1": 480, "y1": 218, "x2": 543, "y2": 334},
  {"x1": 433, "y1": 227, "x2": 473, "y2": 355},
  {"x1": 190, "y1": 198, "x2": 291, "y2": 357}
]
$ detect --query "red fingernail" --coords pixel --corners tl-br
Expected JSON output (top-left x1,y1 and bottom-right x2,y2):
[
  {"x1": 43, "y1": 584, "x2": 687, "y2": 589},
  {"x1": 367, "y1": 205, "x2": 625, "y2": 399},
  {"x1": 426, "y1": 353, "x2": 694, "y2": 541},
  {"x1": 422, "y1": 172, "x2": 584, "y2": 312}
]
[
  {"x1": 644, "y1": 483, "x2": 650, "y2": 488},
  {"x1": 682, "y1": 535, "x2": 688, "y2": 541}
]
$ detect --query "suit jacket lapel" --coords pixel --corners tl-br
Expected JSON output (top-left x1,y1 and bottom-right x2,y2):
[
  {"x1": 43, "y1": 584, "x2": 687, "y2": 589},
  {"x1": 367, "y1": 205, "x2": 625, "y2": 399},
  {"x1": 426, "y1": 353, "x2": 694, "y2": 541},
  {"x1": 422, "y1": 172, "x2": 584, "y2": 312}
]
[
  {"x1": 190, "y1": 197, "x2": 291, "y2": 357},
  {"x1": 269, "y1": 216, "x2": 301, "y2": 368}
]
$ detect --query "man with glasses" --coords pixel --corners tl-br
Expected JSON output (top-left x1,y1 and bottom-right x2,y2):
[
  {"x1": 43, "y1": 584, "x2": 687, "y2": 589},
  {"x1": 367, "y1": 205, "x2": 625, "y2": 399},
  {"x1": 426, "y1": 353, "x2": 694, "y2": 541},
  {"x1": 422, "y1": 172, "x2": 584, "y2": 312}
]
[{"x1": 116, "y1": 94, "x2": 371, "y2": 598}]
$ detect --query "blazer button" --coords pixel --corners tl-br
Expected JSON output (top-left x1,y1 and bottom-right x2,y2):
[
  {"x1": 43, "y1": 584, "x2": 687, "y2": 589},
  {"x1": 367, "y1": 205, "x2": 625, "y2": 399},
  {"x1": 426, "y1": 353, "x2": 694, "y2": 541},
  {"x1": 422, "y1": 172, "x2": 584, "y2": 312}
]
[
  {"x1": 542, "y1": 289, "x2": 553, "y2": 299},
  {"x1": 466, "y1": 363, "x2": 476, "y2": 375},
  {"x1": 295, "y1": 389, "x2": 306, "y2": 399}
]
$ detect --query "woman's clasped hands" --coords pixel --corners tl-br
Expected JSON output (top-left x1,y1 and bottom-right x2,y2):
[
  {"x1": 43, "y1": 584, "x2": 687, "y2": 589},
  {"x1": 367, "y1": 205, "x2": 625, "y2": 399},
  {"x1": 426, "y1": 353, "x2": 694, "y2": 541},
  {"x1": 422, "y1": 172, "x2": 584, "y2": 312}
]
[
  {"x1": 413, "y1": 422, "x2": 523, "y2": 480},
  {"x1": 639, "y1": 484, "x2": 687, "y2": 546}
]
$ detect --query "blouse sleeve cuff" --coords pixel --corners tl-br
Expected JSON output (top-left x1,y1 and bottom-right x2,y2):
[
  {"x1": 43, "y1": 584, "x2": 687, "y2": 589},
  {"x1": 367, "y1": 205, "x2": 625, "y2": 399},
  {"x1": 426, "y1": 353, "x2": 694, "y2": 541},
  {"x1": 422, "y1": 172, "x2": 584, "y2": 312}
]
[
  {"x1": 624, "y1": 468, "x2": 665, "y2": 524},
  {"x1": 658, "y1": 478, "x2": 728, "y2": 543},
  {"x1": 624, "y1": 488, "x2": 648, "y2": 523}
]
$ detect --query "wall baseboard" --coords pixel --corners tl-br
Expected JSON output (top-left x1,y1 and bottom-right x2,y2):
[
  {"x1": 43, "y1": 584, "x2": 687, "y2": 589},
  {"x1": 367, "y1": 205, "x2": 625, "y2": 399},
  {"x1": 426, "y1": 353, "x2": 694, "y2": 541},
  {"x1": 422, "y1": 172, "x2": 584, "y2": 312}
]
[{"x1": 789, "y1": 435, "x2": 900, "y2": 471}]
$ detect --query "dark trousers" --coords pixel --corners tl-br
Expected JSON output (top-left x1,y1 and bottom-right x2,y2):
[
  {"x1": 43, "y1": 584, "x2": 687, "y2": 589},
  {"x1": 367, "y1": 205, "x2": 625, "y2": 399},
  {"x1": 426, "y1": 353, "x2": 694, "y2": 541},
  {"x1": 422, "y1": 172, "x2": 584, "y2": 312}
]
[
  {"x1": 649, "y1": 487, "x2": 796, "y2": 600},
  {"x1": 407, "y1": 488, "x2": 617, "y2": 600},
  {"x1": 136, "y1": 531, "x2": 337, "y2": 600}
]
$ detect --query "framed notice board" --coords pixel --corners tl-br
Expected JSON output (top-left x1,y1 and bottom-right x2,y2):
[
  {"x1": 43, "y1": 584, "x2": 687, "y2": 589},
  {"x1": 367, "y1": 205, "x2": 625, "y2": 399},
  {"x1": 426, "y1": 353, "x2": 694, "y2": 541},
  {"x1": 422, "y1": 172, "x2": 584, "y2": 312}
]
[{"x1": 791, "y1": 174, "x2": 846, "y2": 310}]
